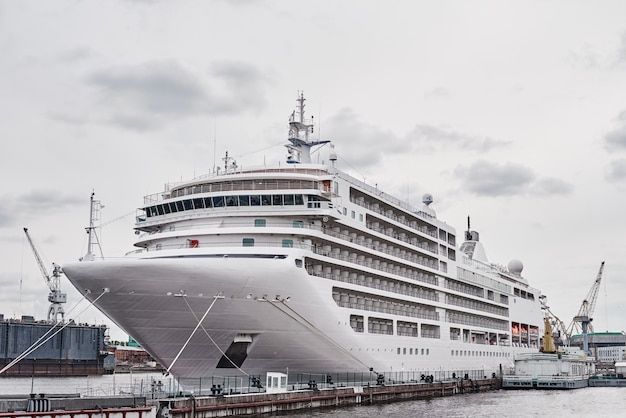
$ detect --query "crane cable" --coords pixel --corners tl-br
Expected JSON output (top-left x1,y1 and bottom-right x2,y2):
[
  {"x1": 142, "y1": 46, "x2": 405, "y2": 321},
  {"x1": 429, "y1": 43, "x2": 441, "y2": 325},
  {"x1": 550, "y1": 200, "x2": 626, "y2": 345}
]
[{"x1": 0, "y1": 288, "x2": 110, "y2": 375}]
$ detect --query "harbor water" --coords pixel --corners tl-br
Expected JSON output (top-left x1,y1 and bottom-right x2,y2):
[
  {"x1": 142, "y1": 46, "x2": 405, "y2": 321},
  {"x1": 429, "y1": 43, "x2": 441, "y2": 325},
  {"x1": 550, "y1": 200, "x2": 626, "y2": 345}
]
[{"x1": 1, "y1": 375, "x2": 626, "y2": 417}]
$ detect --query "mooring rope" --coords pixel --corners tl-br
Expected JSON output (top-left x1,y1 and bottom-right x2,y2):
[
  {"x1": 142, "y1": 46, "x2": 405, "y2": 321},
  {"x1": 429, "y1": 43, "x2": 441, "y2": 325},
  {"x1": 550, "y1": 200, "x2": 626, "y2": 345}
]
[
  {"x1": 180, "y1": 295, "x2": 250, "y2": 376},
  {"x1": 166, "y1": 293, "x2": 225, "y2": 375}
]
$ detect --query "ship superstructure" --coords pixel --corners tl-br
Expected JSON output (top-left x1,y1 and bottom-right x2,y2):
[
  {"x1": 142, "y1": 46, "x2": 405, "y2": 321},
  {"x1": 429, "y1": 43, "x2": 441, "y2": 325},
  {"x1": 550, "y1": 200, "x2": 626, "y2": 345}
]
[{"x1": 63, "y1": 93, "x2": 544, "y2": 378}]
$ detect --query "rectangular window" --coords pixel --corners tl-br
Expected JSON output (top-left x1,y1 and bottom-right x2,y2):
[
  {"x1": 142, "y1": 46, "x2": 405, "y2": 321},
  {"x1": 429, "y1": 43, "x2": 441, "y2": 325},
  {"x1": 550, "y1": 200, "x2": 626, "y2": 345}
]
[
  {"x1": 183, "y1": 200, "x2": 193, "y2": 211},
  {"x1": 254, "y1": 219, "x2": 266, "y2": 227},
  {"x1": 292, "y1": 220, "x2": 304, "y2": 228},
  {"x1": 225, "y1": 196, "x2": 238, "y2": 206},
  {"x1": 359, "y1": 214, "x2": 363, "y2": 222},
  {"x1": 282, "y1": 239, "x2": 293, "y2": 248},
  {"x1": 261, "y1": 195, "x2": 271, "y2": 206},
  {"x1": 163, "y1": 203, "x2": 172, "y2": 214},
  {"x1": 284, "y1": 194, "x2": 294, "y2": 205},
  {"x1": 343, "y1": 208, "x2": 347, "y2": 215},
  {"x1": 212, "y1": 196, "x2": 224, "y2": 207},
  {"x1": 250, "y1": 195, "x2": 261, "y2": 206},
  {"x1": 242, "y1": 238, "x2": 255, "y2": 247},
  {"x1": 156, "y1": 205, "x2": 165, "y2": 216},
  {"x1": 239, "y1": 195, "x2": 250, "y2": 206},
  {"x1": 193, "y1": 198, "x2": 205, "y2": 209},
  {"x1": 294, "y1": 194, "x2": 304, "y2": 205},
  {"x1": 272, "y1": 194, "x2": 283, "y2": 205},
  {"x1": 203, "y1": 197, "x2": 213, "y2": 208},
  {"x1": 351, "y1": 210, "x2": 355, "y2": 219}
]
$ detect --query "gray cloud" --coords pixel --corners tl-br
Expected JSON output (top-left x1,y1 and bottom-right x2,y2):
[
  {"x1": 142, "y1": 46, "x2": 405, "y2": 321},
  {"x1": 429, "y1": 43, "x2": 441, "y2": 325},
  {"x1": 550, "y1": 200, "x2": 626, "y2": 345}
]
[
  {"x1": 453, "y1": 160, "x2": 573, "y2": 197},
  {"x1": 58, "y1": 47, "x2": 94, "y2": 63},
  {"x1": 423, "y1": 87, "x2": 450, "y2": 100},
  {"x1": 324, "y1": 108, "x2": 402, "y2": 172},
  {"x1": 0, "y1": 191, "x2": 84, "y2": 230},
  {"x1": 531, "y1": 178, "x2": 574, "y2": 196},
  {"x1": 81, "y1": 60, "x2": 269, "y2": 131},
  {"x1": 618, "y1": 32, "x2": 626, "y2": 64},
  {"x1": 407, "y1": 125, "x2": 509, "y2": 153},
  {"x1": 454, "y1": 160, "x2": 535, "y2": 197},
  {"x1": 604, "y1": 111, "x2": 626, "y2": 151},
  {"x1": 606, "y1": 159, "x2": 626, "y2": 182}
]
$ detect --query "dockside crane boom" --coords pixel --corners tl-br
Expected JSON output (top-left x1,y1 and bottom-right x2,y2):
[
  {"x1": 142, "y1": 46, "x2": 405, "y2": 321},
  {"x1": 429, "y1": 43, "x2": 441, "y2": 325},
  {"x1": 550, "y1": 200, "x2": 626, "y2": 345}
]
[
  {"x1": 567, "y1": 261, "x2": 605, "y2": 355},
  {"x1": 23, "y1": 227, "x2": 67, "y2": 322}
]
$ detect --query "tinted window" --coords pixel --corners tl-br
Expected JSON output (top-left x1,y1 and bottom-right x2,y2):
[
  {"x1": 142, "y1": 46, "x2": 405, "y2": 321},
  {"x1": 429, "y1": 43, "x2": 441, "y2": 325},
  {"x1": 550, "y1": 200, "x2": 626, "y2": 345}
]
[
  {"x1": 225, "y1": 196, "x2": 238, "y2": 206},
  {"x1": 272, "y1": 195, "x2": 283, "y2": 205},
  {"x1": 212, "y1": 196, "x2": 224, "y2": 207},
  {"x1": 261, "y1": 195, "x2": 271, "y2": 206},
  {"x1": 193, "y1": 198, "x2": 205, "y2": 209},
  {"x1": 284, "y1": 194, "x2": 294, "y2": 205},
  {"x1": 294, "y1": 194, "x2": 304, "y2": 205},
  {"x1": 239, "y1": 195, "x2": 250, "y2": 206},
  {"x1": 250, "y1": 195, "x2": 261, "y2": 206}
]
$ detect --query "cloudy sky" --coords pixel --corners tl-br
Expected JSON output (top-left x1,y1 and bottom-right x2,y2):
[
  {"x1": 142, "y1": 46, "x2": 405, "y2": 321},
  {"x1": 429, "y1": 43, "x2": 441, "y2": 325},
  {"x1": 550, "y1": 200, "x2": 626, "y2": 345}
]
[{"x1": 2, "y1": 0, "x2": 626, "y2": 341}]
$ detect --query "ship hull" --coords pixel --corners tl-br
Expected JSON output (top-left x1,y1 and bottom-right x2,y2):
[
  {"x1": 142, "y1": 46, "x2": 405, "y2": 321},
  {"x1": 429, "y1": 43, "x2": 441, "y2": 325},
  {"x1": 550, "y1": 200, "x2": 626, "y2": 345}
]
[{"x1": 64, "y1": 249, "x2": 527, "y2": 379}]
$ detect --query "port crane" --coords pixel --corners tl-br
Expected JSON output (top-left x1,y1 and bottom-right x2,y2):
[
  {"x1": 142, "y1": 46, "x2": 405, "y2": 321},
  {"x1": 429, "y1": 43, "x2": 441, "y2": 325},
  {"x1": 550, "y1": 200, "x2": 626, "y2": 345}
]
[
  {"x1": 23, "y1": 227, "x2": 67, "y2": 322},
  {"x1": 567, "y1": 261, "x2": 605, "y2": 355}
]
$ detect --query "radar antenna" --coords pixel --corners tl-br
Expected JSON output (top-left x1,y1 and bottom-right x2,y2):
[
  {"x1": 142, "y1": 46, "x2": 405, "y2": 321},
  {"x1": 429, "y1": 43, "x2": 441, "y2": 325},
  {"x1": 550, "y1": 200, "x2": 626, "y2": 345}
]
[{"x1": 285, "y1": 91, "x2": 330, "y2": 164}]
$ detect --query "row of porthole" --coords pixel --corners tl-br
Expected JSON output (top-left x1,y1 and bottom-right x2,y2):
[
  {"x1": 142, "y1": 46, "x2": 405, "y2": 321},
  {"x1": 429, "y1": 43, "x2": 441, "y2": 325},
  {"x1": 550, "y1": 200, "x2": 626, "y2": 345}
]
[
  {"x1": 397, "y1": 347, "x2": 430, "y2": 355},
  {"x1": 451, "y1": 350, "x2": 510, "y2": 357}
]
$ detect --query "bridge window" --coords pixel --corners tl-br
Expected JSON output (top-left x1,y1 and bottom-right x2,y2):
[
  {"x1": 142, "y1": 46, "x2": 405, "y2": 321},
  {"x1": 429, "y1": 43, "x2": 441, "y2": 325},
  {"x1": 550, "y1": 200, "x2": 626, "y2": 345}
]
[{"x1": 239, "y1": 195, "x2": 250, "y2": 206}]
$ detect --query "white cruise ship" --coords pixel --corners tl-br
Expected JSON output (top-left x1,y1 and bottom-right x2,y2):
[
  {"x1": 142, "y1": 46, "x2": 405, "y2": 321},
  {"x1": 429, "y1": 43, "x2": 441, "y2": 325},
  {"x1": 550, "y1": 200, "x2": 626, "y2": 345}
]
[{"x1": 63, "y1": 93, "x2": 545, "y2": 379}]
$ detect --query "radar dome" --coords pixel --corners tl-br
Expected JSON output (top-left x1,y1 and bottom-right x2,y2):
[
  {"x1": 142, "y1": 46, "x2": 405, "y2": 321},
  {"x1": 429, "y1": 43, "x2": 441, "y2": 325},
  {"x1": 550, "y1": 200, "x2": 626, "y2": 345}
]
[
  {"x1": 508, "y1": 259, "x2": 523, "y2": 275},
  {"x1": 422, "y1": 193, "x2": 433, "y2": 206}
]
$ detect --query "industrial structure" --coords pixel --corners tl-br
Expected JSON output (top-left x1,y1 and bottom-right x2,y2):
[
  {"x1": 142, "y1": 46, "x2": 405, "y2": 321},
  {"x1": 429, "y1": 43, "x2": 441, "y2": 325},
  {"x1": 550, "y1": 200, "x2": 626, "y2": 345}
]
[{"x1": 23, "y1": 227, "x2": 67, "y2": 322}]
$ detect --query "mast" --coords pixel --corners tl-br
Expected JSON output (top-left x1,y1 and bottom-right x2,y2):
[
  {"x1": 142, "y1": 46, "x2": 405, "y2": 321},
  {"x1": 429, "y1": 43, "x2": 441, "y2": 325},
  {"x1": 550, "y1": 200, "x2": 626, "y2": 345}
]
[
  {"x1": 83, "y1": 192, "x2": 103, "y2": 261},
  {"x1": 285, "y1": 91, "x2": 330, "y2": 164}
]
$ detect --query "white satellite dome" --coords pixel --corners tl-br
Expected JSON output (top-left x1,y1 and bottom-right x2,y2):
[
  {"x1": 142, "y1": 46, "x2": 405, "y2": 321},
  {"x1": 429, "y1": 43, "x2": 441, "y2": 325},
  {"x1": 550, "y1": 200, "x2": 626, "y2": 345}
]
[
  {"x1": 422, "y1": 193, "x2": 433, "y2": 206},
  {"x1": 508, "y1": 259, "x2": 523, "y2": 275}
]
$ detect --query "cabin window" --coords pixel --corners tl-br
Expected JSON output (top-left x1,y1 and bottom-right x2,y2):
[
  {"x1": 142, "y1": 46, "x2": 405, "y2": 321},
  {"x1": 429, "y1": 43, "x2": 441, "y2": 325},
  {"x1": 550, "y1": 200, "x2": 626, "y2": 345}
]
[
  {"x1": 272, "y1": 194, "x2": 283, "y2": 205},
  {"x1": 212, "y1": 196, "x2": 224, "y2": 207},
  {"x1": 242, "y1": 238, "x2": 255, "y2": 247},
  {"x1": 225, "y1": 196, "x2": 237, "y2": 206},
  {"x1": 292, "y1": 220, "x2": 304, "y2": 228},
  {"x1": 254, "y1": 219, "x2": 266, "y2": 227},
  {"x1": 282, "y1": 239, "x2": 293, "y2": 248},
  {"x1": 351, "y1": 210, "x2": 355, "y2": 219},
  {"x1": 193, "y1": 198, "x2": 205, "y2": 209},
  {"x1": 359, "y1": 214, "x2": 363, "y2": 222},
  {"x1": 343, "y1": 208, "x2": 347, "y2": 215}
]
